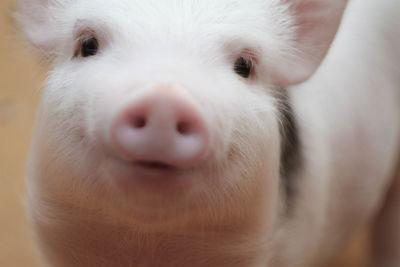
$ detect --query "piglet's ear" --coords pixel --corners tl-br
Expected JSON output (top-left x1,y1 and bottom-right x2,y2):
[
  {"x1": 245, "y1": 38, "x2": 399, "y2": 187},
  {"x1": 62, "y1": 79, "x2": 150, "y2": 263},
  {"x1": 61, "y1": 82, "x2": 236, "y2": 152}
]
[
  {"x1": 16, "y1": 0, "x2": 58, "y2": 52},
  {"x1": 273, "y1": 0, "x2": 348, "y2": 85}
]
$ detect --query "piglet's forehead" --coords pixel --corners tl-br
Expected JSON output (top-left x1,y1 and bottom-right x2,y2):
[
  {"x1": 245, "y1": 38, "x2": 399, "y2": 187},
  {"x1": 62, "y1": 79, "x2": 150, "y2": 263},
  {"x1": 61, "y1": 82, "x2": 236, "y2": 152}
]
[
  {"x1": 69, "y1": 0, "x2": 281, "y2": 24},
  {"x1": 66, "y1": 0, "x2": 291, "y2": 46}
]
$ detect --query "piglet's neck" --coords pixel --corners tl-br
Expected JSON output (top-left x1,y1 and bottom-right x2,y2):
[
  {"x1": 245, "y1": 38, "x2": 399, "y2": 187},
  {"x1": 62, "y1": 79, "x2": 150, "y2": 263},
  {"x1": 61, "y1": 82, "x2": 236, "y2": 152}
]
[{"x1": 35, "y1": 215, "x2": 271, "y2": 267}]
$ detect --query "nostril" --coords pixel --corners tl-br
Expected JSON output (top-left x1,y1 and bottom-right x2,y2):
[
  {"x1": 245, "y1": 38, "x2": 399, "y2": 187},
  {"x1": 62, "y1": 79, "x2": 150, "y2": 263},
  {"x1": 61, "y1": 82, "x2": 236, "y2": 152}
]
[
  {"x1": 177, "y1": 121, "x2": 191, "y2": 135},
  {"x1": 132, "y1": 116, "x2": 146, "y2": 129}
]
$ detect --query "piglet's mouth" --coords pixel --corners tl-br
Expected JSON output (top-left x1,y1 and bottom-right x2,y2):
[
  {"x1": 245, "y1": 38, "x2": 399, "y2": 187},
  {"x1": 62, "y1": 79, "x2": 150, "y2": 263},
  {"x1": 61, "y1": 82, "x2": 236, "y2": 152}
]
[{"x1": 135, "y1": 160, "x2": 177, "y2": 171}]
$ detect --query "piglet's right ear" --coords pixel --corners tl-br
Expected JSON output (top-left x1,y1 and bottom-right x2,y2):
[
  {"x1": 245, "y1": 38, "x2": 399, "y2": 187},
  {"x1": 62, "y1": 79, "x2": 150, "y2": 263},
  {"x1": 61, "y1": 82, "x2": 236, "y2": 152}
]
[
  {"x1": 271, "y1": 0, "x2": 348, "y2": 85},
  {"x1": 16, "y1": 0, "x2": 58, "y2": 53}
]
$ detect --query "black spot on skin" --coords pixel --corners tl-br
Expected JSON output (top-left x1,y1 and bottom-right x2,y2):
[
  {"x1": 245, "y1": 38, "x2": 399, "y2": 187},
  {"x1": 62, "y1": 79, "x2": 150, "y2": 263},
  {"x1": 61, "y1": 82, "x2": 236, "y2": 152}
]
[{"x1": 276, "y1": 87, "x2": 302, "y2": 212}]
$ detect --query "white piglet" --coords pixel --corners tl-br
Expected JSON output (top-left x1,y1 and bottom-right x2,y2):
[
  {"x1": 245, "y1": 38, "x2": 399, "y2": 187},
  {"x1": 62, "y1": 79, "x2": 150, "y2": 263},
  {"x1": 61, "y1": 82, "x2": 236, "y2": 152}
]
[{"x1": 17, "y1": 0, "x2": 400, "y2": 266}]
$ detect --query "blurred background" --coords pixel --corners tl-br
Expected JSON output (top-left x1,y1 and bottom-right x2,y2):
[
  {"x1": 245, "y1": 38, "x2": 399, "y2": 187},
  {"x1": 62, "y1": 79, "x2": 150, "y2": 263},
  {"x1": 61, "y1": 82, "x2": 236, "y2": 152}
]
[
  {"x1": 0, "y1": 0, "x2": 369, "y2": 266},
  {"x1": 1, "y1": 0, "x2": 43, "y2": 266}
]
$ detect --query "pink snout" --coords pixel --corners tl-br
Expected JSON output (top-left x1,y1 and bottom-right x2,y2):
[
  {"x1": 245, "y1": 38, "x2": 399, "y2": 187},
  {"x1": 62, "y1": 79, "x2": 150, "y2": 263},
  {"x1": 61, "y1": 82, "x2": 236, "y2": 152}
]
[{"x1": 110, "y1": 86, "x2": 209, "y2": 169}]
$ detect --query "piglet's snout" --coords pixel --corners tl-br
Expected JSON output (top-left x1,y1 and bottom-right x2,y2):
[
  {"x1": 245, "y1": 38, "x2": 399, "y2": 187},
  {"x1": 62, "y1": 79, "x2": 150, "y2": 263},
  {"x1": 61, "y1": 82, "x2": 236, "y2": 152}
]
[{"x1": 110, "y1": 85, "x2": 210, "y2": 168}]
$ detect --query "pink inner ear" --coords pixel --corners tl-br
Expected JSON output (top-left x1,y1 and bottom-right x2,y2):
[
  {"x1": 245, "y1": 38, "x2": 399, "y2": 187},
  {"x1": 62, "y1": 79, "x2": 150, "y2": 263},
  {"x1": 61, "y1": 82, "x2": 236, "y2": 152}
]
[
  {"x1": 272, "y1": 0, "x2": 348, "y2": 85},
  {"x1": 294, "y1": 1, "x2": 342, "y2": 58}
]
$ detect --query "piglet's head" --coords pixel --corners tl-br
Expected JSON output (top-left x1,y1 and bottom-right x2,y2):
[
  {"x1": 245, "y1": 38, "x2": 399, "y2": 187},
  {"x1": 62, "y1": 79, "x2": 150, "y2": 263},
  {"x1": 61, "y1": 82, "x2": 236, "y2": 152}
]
[{"x1": 18, "y1": 0, "x2": 346, "y2": 228}]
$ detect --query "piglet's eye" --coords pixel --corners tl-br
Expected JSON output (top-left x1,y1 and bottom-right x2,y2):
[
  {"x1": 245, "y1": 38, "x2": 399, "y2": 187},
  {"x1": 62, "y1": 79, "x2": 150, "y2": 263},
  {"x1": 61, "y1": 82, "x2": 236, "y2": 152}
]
[
  {"x1": 234, "y1": 57, "x2": 253, "y2": 78},
  {"x1": 75, "y1": 36, "x2": 99, "y2": 58},
  {"x1": 81, "y1": 37, "x2": 99, "y2": 57}
]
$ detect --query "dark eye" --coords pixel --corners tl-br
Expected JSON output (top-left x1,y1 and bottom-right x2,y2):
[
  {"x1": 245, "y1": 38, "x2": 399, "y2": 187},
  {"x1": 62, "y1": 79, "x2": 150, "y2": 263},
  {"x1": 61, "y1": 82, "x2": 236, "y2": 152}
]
[
  {"x1": 234, "y1": 57, "x2": 253, "y2": 78},
  {"x1": 77, "y1": 36, "x2": 99, "y2": 58}
]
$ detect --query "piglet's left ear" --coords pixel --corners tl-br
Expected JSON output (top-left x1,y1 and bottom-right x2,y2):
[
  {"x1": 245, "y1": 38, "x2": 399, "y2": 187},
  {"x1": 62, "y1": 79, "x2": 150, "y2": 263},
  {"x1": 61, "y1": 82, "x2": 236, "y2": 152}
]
[
  {"x1": 16, "y1": 0, "x2": 60, "y2": 54},
  {"x1": 273, "y1": 0, "x2": 348, "y2": 85}
]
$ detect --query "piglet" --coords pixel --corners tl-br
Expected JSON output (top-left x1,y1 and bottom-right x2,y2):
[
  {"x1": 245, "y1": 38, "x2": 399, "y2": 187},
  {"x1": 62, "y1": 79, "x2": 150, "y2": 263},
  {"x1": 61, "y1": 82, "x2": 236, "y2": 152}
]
[{"x1": 17, "y1": 0, "x2": 400, "y2": 266}]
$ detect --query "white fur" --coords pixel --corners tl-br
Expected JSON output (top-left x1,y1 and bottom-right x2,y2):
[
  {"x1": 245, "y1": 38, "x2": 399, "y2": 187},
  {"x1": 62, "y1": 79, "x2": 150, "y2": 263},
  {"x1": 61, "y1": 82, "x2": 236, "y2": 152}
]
[{"x1": 18, "y1": 0, "x2": 400, "y2": 266}]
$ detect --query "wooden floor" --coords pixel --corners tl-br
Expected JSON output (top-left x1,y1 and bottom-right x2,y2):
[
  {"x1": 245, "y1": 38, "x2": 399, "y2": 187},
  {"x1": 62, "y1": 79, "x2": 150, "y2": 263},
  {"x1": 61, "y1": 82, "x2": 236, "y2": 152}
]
[{"x1": 0, "y1": 0, "x2": 368, "y2": 266}]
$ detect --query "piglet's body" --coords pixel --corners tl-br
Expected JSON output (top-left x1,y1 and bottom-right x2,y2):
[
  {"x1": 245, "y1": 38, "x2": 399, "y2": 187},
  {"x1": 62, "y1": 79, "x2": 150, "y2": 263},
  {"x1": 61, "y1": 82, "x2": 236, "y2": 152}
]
[{"x1": 18, "y1": 0, "x2": 400, "y2": 266}]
